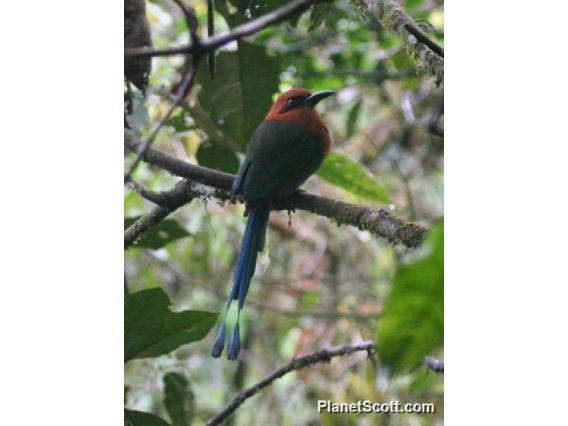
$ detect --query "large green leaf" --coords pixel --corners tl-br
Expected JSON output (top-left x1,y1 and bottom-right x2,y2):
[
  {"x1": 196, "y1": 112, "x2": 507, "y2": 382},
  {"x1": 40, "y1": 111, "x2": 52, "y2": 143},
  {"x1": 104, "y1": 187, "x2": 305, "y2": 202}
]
[
  {"x1": 125, "y1": 409, "x2": 170, "y2": 426},
  {"x1": 377, "y1": 222, "x2": 444, "y2": 372},
  {"x1": 196, "y1": 141, "x2": 240, "y2": 175},
  {"x1": 124, "y1": 217, "x2": 191, "y2": 250},
  {"x1": 164, "y1": 372, "x2": 194, "y2": 426},
  {"x1": 125, "y1": 288, "x2": 217, "y2": 362},
  {"x1": 195, "y1": 42, "x2": 281, "y2": 151},
  {"x1": 317, "y1": 152, "x2": 391, "y2": 204}
]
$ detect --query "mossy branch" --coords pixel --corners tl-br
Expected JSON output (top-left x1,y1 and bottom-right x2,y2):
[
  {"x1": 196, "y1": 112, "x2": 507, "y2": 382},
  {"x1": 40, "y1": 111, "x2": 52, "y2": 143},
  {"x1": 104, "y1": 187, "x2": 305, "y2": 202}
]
[
  {"x1": 205, "y1": 341, "x2": 376, "y2": 426},
  {"x1": 125, "y1": 129, "x2": 427, "y2": 248},
  {"x1": 358, "y1": 0, "x2": 444, "y2": 84}
]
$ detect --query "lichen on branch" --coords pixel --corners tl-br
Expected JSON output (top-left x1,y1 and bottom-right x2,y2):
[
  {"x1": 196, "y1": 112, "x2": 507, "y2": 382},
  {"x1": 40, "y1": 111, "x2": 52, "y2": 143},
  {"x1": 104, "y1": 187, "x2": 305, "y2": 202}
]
[
  {"x1": 125, "y1": 129, "x2": 427, "y2": 248},
  {"x1": 358, "y1": 0, "x2": 444, "y2": 84}
]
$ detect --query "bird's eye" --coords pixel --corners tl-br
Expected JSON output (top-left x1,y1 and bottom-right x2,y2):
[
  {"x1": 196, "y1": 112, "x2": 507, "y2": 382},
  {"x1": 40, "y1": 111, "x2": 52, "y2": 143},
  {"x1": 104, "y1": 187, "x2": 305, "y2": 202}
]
[{"x1": 280, "y1": 96, "x2": 305, "y2": 113}]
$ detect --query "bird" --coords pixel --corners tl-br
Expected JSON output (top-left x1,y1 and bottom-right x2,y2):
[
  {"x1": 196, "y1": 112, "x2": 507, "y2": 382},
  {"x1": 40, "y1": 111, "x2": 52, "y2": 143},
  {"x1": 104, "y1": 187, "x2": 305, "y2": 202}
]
[{"x1": 211, "y1": 88, "x2": 335, "y2": 360}]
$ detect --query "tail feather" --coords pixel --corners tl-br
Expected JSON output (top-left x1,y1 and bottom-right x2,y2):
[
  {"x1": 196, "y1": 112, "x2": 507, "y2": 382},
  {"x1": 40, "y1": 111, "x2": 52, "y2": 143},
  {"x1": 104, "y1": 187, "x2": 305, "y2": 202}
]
[
  {"x1": 211, "y1": 203, "x2": 270, "y2": 359},
  {"x1": 234, "y1": 204, "x2": 269, "y2": 308}
]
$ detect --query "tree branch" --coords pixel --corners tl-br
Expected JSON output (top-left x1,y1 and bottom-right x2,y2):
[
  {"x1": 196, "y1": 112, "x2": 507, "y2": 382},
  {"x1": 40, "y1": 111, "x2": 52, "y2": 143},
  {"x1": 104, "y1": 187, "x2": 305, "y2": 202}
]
[
  {"x1": 206, "y1": 0, "x2": 215, "y2": 78},
  {"x1": 125, "y1": 129, "x2": 427, "y2": 248},
  {"x1": 127, "y1": 180, "x2": 175, "y2": 207},
  {"x1": 125, "y1": 0, "x2": 322, "y2": 59},
  {"x1": 205, "y1": 341, "x2": 376, "y2": 426},
  {"x1": 124, "y1": 1, "x2": 200, "y2": 183},
  {"x1": 359, "y1": 0, "x2": 444, "y2": 84},
  {"x1": 124, "y1": 60, "x2": 197, "y2": 183},
  {"x1": 124, "y1": 179, "x2": 209, "y2": 248},
  {"x1": 125, "y1": 205, "x2": 173, "y2": 248}
]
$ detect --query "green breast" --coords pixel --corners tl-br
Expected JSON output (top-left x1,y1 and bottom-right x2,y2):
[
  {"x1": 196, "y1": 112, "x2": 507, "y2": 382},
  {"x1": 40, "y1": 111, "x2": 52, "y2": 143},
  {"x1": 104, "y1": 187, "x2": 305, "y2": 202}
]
[{"x1": 241, "y1": 120, "x2": 326, "y2": 205}]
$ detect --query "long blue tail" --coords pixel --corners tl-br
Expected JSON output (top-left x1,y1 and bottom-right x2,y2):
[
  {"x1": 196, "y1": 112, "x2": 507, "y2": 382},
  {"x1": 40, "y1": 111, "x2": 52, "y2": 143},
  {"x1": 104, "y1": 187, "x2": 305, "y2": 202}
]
[{"x1": 211, "y1": 203, "x2": 270, "y2": 360}]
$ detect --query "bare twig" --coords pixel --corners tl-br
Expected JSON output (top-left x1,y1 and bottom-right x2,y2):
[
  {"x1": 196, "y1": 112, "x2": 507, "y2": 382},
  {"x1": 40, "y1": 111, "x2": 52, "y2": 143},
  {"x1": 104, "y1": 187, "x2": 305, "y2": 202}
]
[
  {"x1": 205, "y1": 341, "x2": 376, "y2": 426},
  {"x1": 125, "y1": 129, "x2": 427, "y2": 248},
  {"x1": 124, "y1": 1, "x2": 199, "y2": 184},
  {"x1": 125, "y1": 0, "x2": 322, "y2": 182},
  {"x1": 125, "y1": 0, "x2": 323, "y2": 59},
  {"x1": 424, "y1": 356, "x2": 444, "y2": 373},
  {"x1": 172, "y1": 0, "x2": 199, "y2": 43},
  {"x1": 124, "y1": 179, "x2": 207, "y2": 248},
  {"x1": 125, "y1": 205, "x2": 175, "y2": 248},
  {"x1": 126, "y1": 180, "x2": 173, "y2": 207},
  {"x1": 124, "y1": 59, "x2": 197, "y2": 183},
  {"x1": 207, "y1": 0, "x2": 215, "y2": 78}
]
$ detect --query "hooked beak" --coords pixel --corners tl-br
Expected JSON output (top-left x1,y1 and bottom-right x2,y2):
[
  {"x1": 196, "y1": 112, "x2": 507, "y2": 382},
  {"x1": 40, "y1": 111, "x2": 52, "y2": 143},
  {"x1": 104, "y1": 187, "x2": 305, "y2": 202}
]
[{"x1": 305, "y1": 90, "x2": 335, "y2": 107}]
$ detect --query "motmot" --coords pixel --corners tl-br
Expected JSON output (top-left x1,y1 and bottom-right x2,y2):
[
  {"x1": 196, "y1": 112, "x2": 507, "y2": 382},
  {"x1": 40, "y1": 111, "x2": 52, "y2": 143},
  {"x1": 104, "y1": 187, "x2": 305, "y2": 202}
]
[{"x1": 211, "y1": 88, "x2": 335, "y2": 360}]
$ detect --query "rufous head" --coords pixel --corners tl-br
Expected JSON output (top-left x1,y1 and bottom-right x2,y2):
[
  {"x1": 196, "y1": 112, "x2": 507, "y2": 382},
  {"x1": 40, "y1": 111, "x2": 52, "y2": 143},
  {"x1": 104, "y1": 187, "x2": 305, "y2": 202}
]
[
  {"x1": 266, "y1": 88, "x2": 335, "y2": 121},
  {"x1": 265, "y1": 88, "x2": 335, "y2": 154}
]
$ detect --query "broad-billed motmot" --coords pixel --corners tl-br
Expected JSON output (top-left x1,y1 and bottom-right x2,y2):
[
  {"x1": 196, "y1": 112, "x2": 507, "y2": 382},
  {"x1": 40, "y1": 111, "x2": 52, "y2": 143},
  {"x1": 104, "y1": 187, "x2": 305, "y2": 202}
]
[{"x1": 211, "y1": 88, "x2": 335, "y2": 360}]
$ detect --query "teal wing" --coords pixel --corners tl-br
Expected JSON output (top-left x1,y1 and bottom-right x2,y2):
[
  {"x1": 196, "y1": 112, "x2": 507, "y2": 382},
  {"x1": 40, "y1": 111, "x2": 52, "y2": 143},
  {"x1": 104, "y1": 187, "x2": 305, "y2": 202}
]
[{"x1": 237, "y1": 120, "x2": 325, "y2": 206}]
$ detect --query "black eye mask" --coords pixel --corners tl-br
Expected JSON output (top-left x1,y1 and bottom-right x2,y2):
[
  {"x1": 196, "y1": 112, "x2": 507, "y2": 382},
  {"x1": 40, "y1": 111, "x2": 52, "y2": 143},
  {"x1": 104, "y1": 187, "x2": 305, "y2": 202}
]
[{"x1": 279, "y1": 95, "x2": 309, "y2": 113}]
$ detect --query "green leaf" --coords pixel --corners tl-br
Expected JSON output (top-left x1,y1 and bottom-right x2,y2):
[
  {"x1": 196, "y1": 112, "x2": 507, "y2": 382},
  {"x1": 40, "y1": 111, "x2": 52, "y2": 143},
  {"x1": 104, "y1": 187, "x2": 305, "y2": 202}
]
[
  {"x1": 308, "y1": 3, "x2": 332, "y2": 32},
  {"x1": 196, "y1": 141, "x2": 240, "y2": 174},
  {"x1": 125, "y1": 409, "x2": 170, "y2": 426},
  {"x1": 195, "y1": 42, "x2": 281, "y2": 150},
  {"x1": 124, "y1": 217, "x2": 191, "y2": 250},
  {"x1": 346, "y1": 99, "x2": 362, "y2": 139},
  {"x1": 405, "y1": 0, "x2": 425, "y2": 10},
  {"x1": 167, "y1": 112, "x2": 196, "y2": 133},
  {"x1": 164, "y1": 372, "x2": 194, "y2": 426},
  {"x1": 125, "y1": 288, "x2": 217, "y2": 362},
  {"x1": 317, "y1": 152, "x2": 391, "y2": 204},
  {"x1": 377, "y1": 222, "x2": 444, "y2": 372}
]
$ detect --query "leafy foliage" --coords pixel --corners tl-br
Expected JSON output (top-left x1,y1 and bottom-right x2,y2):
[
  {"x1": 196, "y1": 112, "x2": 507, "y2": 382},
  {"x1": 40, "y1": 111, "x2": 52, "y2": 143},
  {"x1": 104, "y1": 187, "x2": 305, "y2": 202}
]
[
  {"x1": 125, "y1": 217, "x2": 191, "y2": 250},
  {"x1": 318, "y1": 152, "x2": 391, "y2": 204},
  {"x1": 125, "y1": 0, "x2": 444, "y2": 424},
  {"x1": 163, "y1": 372, "x2": 194, "y2": 426},
  {"x1": 125, "y1": 409, "x2": 170, "y2": 426},
  {"x1": 196, "y1": 141, "x2": 240, "y2": 174},
  {"x1": 195, "y1": 42, "x2": 281, "y2": 151},
  {"x1": 124, "y1": 288, "x2": 217, "y2": 362},
  {"x1": 377, "y1": 222, "x2": 444, "y2": 372},
  {"x1": 308, "y1": 3, "x2": 334, "y2": 33}
]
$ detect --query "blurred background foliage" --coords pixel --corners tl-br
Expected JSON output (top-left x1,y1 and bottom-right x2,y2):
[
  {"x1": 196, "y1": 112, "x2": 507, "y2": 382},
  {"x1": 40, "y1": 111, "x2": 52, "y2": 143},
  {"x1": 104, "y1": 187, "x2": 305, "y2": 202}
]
[{"x1": 125, "y1": 0, "x2": 444, "y2": 425}]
